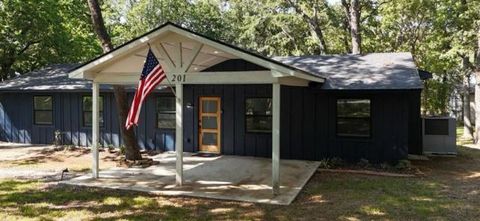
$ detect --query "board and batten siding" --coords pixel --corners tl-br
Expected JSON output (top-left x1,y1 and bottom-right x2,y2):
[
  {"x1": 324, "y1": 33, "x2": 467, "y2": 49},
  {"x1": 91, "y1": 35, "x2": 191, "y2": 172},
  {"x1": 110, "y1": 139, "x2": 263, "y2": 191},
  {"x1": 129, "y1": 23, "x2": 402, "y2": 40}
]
[
  {"x1": 182, "y1": 84, "x2": 421, "y2": 162},
  {"x1": 0, "y1": 86, "x2": 421, "y2": 162},
  {"x1": 0, "y1": 91, "x2": 175, "y2": 151}
]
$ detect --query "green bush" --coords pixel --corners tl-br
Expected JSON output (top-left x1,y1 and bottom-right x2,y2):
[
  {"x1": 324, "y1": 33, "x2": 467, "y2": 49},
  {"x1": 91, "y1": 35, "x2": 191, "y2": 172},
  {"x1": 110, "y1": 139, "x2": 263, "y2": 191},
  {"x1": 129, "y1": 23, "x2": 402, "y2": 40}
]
[
  {"x1": 394, "y1": 159, "x2": 412, "y2": 170},
  {"x1": 357, "y1": 158, "x2": 370, "y2": 168}
]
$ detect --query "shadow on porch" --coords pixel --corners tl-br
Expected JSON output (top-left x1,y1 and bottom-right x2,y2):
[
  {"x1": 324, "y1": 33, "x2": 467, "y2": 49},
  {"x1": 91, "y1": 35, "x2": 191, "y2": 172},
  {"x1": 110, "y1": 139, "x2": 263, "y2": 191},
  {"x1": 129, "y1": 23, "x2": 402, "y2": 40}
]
[{"x1": 61, "y1": 152, "x2": 319, "y2": 205}]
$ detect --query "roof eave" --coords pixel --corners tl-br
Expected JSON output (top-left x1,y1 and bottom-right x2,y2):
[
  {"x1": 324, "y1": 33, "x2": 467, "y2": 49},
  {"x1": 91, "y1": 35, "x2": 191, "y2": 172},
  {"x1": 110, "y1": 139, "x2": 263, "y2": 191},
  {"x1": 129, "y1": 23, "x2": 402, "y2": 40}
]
[{"x1": 68, "y1": 22, "x2": 324, "y2": 83}]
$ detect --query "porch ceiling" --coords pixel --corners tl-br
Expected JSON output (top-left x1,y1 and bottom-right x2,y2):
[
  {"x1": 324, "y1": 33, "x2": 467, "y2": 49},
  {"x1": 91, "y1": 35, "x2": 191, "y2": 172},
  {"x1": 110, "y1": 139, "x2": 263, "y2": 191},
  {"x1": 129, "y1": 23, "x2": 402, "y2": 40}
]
[
  {"x1": 68, "y1": 22, "x2": 324, "y2": 86},
  {"x1": 95, "y1": 34, "x2": 238, "y2": 75}
]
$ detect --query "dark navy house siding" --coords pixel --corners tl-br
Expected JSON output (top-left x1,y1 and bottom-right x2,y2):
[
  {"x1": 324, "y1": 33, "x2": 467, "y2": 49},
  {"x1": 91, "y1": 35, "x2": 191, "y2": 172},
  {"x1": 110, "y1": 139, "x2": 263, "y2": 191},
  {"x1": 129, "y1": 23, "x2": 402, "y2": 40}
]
[
  {"x1": 0, "y1": 87, "x2": 422, "y2": 162},
  {"x1": 0, "y1": 91, "x2": 175, "y2": 151},
  {"x1": 182, "y1": 85, "x2": 421, "y2": 163}
]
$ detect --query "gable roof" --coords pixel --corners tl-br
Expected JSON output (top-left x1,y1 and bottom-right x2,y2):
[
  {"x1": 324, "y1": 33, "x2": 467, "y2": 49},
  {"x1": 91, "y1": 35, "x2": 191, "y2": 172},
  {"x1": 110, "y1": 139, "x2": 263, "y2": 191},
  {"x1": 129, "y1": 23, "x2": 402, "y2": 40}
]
[
  {"x1": 274, "y1": 52, "x2": 422, "y2": 90},
  {"x1": 0, "y1": 52, "x2": 423, "y2": 91},
  {"x1": 0, "y1": 22, "x2": 422, "y2": 91},
  {"x1": 69, "y1": 22, "x2": 324, "y2": 83}
]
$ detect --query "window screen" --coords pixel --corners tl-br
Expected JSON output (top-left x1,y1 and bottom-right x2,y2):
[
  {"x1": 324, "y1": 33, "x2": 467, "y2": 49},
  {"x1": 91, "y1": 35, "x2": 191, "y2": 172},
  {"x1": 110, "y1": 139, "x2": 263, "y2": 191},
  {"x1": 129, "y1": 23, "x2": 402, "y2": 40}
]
[
  {"x1": 336, "y1": 99, "x2": 371, "y2": 137},
  {"x1": 34, "y1": 96, "x2": 53, "y2": 125},
  {"x1": 246, "y1": 98, "x2": 272, "y2": 133},
  {"x1": 82, "y1": 96, "x2": 104, "y2": 127},
  {"x1": 157, "y1": 97, "x2": 176, "y2": 129}
]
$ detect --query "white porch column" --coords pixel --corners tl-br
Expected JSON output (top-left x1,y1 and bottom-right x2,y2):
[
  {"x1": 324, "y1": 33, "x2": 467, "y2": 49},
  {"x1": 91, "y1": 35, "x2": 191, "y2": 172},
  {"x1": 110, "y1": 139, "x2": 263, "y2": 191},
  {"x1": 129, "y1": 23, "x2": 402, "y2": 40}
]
[
  {"x1": 175, "y1": 83, "x2": 184, "y2": 186},
  {"x1": 92, "y1": 82, "x2": 100, "y2": 179},
  {"x1": 272, "y1": 83, "x2": 281, "y2": 195}
]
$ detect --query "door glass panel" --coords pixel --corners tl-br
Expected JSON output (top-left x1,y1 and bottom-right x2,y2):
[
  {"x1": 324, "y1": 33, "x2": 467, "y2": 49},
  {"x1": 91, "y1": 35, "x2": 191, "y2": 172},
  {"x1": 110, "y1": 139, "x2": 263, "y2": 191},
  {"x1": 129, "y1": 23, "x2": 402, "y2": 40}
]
[
  {"x1": 202, "y1": 116, "x2": 217, "y2": 129},
  {"x1": 202, "y1": 100, "x2": 217, "y2": 113},
  {"x1": 202, "y1": 132, "x2": 217, "y2": 145}
]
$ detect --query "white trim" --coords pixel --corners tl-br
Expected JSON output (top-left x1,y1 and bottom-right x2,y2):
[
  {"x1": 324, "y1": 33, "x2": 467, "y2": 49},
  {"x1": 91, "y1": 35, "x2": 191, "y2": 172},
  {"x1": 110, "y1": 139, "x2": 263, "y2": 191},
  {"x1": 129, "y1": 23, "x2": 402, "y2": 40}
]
[
  {"x1": 69, "y1": 24, "x2": 324, "y2": 84},
  {"x1": 154, "y1": 43, "x2": 176, "y2": 71},
  {"x1": 92, "y1": 71, "x2": 277, "y2": 85},
  {"x1": 180, "y1": 43, "x2": 203, "y2": 72},
  {"x1": 272, "y1": 83, "x2": 281, "y2": 195},
  {"x1": 69, "y1": 27, "x2": 171, "y2": 79},
  {"x1": 175, "y1": 83, "x2": 184, "y2": 186},
  {"x1": 92, "y1": 82, "x2": 100, "y2": 179},
  {"x1": 167, "y1": 26, "x2": 324, "y2": 83}
]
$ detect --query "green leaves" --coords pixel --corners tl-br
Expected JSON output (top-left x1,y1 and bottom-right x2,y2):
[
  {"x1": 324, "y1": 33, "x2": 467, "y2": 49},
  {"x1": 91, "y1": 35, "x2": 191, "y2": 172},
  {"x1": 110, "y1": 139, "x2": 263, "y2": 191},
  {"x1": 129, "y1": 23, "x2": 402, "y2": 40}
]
[
  {"x1": 2, "y1": 0, "x2": 479, "y2": 114},
  {"x1": 0, "y1": 0, "x2": 101, "y2": 80}
]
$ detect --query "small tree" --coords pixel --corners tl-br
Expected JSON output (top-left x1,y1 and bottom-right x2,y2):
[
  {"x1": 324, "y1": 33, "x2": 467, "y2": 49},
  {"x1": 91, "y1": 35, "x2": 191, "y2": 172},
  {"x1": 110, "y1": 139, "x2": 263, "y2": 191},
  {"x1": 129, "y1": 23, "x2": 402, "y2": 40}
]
[{"x1": 86, "y1": 0, "x2": 142, "y2": 160}]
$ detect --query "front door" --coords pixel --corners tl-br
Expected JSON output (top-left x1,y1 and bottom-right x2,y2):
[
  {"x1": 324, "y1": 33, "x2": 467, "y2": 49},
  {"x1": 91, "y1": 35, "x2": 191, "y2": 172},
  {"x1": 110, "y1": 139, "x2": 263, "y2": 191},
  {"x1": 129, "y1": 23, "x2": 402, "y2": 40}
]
[{"x1": 199, "y1": 97, "x2": 221, "y2": 153}]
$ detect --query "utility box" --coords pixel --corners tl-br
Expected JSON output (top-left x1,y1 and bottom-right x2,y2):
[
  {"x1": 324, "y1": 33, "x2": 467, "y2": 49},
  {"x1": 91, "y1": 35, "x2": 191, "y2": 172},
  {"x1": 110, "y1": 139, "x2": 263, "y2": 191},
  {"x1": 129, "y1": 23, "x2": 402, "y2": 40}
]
[{"x1": 422, "y1": 117, "x2": 456, "y2": 155}]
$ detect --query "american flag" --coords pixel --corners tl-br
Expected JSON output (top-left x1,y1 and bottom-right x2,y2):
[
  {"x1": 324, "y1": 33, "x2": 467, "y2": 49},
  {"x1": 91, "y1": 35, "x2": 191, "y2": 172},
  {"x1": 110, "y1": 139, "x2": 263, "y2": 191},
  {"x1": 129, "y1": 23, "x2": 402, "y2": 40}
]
[{"x1": 125, "y1": 49, "x2": 166, "y2": 129}]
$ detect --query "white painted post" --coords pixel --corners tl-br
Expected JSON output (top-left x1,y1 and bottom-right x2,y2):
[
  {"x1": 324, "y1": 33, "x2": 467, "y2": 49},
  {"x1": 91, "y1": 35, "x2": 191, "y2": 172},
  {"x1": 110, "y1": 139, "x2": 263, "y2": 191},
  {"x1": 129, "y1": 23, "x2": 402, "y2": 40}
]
[
  {"x1": 92, "y1": 82, "x2": 100, "y2": 179},
  {"x1": 272, "y1": 83, "x2": 280, "y2": 195},
  {"x1": 175, "y1": 83, "x2": 184, "y2": 186}
]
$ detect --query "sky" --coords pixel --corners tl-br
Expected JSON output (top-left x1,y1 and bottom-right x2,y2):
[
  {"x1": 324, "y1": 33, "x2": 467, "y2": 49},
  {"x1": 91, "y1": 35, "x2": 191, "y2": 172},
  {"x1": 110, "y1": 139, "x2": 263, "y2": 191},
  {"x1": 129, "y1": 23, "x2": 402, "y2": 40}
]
[{"x1": 327, "y1": 0, "x2": 341, "y2": 4}]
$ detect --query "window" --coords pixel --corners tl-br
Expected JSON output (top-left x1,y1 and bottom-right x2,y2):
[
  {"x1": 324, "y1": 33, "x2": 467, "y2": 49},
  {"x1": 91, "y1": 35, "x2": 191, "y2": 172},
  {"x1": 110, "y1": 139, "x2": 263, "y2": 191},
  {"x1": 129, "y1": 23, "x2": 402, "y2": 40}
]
[
  {"x1": 336, "y1": 99, "x2": 371, "y2": 137},
  {"x1": 157, "y1": 97, "x2": 175, "y2": 129},
  {"x1": 34, "y1": 96, "x2": 53, "y2": 125},
  {"x1": 82, "y1": 96, "x2": 104, "y2": 127},
  {"x1": 246, "y1": 98, "x2": 272, "y2": 133}
]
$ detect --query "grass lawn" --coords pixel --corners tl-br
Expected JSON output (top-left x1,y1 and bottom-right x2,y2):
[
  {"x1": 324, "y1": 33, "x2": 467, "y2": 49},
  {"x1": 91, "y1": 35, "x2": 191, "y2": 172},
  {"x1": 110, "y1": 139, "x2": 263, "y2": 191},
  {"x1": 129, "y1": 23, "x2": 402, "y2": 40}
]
[{"x1": 0, "y1": 138, "x2": 479, "y2": 220}]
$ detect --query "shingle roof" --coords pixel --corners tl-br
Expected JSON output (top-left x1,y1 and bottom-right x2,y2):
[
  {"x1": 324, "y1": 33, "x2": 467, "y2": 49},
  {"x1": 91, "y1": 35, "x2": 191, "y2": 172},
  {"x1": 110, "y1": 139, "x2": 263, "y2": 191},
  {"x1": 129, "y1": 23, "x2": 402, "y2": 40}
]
[
  {"x1": 0, "y1": 64, "x2": 97, "y2": 91},
  {"x1": 0, "y1": 53, "x2": 423, "y2": 91},
  {"x1": 274, "y1": 52, "x2": 422, "y2": 90}
]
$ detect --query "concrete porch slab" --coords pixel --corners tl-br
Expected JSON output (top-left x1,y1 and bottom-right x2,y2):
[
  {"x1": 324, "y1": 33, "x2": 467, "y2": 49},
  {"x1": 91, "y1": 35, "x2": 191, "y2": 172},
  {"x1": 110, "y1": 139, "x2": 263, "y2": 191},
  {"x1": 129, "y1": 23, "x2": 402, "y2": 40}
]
[{"x1": 61, "y1": 153, "x2": 319, "y2": 205}]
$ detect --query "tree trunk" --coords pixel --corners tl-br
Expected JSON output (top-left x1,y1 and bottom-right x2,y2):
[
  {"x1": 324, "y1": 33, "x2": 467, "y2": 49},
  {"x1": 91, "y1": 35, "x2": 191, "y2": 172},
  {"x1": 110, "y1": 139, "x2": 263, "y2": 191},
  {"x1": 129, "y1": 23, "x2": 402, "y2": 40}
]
[
  {"x1": 86, "y1": 0, "x2": 142, "y2": 160},
  {"x1": 463, "y1": 76, "x2": 474, "y2": 140},
  {"x1": 474, "y1": 29, "x2": 480, "y2": 144},
  {"x1": 461, "y1": 55, "x2": 474, "y2": 139},
  {"x1": 349, "y1": 0, "x2": 361, "y2": 54},
  {"x1": 286, "y1": 0, "x2": 328, "y2": 54},
  {"x1": 306, "y1": 20, "x2": 328, "y2": 54}
]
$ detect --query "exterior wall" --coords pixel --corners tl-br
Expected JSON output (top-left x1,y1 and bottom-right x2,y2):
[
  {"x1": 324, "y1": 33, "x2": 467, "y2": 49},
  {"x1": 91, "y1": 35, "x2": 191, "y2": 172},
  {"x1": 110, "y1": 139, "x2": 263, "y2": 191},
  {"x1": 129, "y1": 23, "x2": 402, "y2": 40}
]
[
  {"x1": 281, "y1": 87, "x2": 422, "y2": 162},
  {"x1": 0, "y1": 91, "x2": 175, "y2": 151},
  {"x1": 0, "y1": 87, "x2": 422, "y2": 162},
  {"x1": 182, "y1": 84, "x2": 272, "y2": 156},
  {"x1": 183, "y1": 84, "x2": 422, "y2": 162}
]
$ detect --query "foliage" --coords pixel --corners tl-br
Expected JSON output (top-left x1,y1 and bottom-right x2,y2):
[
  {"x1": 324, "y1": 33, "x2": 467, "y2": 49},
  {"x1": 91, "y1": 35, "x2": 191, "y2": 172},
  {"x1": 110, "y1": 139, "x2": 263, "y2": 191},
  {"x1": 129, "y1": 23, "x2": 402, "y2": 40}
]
[
  {"x1": 2, "y1": 0, "x2": 480, "y2": 113},
  {"x1": 0, "y1": 0, "x2": 101, "y2": 80},
  {"x1": 318, "y1": 157, "x2": 345, "y2": 169},
  {"x1": 394, "y1": 159, "x2": 412, "y2": 170}
]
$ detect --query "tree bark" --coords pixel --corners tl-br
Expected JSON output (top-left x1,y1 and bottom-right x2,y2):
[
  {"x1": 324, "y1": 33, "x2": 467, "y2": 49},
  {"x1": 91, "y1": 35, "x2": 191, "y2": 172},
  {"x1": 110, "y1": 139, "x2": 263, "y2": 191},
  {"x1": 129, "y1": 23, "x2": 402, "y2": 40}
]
[
  {"x1": 460, "y1": 55, "x2": 474, "y2": 139},
  {"x1": 462, "y1": 73, "x2": 474, "y2": 140},
  {"x1": 349, "y1": 0, "x2": 361, "y2": 54},
  {"x1": 286, "y1": 0, "x2": 328, "y2": 54},
  {"x1": 86, "y1": 0, "x2": 142, "y2": 160},
  {"x1": 474, "y1": 28, "x2": 480, "y2": 144}
]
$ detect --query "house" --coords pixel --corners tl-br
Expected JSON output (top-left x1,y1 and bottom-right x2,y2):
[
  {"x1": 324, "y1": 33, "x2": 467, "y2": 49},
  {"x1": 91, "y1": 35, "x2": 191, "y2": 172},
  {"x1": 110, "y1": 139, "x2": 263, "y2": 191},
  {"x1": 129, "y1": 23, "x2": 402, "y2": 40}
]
[{"x1": 0, "y1": 22, "x2": 423, "y2": 167}]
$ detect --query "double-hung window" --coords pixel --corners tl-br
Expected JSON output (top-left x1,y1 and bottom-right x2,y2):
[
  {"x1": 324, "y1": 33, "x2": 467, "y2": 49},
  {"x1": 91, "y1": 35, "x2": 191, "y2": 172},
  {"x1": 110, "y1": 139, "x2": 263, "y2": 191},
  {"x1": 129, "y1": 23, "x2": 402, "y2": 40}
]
[
  {"x1": 157, "y1": 97, "x2": 176, "y2": 129},
  {"x1": 34, "y1": 96, "x2": 53, "y2": 125},
  {"x1": 245, "y1": 98, "x2": 272, "y2": 133},
  {"x1": 82, "y1": 96, "x2": 104, "y2": 127},
  {"x1": 336, "y1": 99, "x2": 371, "y2": 137}
]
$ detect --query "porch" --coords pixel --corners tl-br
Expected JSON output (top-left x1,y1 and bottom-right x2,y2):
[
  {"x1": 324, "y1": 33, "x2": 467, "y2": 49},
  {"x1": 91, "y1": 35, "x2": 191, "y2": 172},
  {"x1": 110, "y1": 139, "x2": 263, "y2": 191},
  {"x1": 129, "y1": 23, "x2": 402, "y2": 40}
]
[
  {"x1": 68, "y1": 22, "x2": 325, "y2": 196},
  {"x1": 61, "y1": 152, "x2": 320, "y2": 205}
]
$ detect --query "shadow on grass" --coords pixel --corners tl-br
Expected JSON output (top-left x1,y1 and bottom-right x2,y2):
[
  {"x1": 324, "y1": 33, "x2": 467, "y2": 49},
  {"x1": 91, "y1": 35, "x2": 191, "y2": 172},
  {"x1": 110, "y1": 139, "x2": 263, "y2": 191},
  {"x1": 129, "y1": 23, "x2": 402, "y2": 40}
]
[
  {"x1": 0, "y1": 180, "x2": 258, "y2": 220},
  {"x1": 0, "y1": 144, "x2": 479, "y2": 220}
]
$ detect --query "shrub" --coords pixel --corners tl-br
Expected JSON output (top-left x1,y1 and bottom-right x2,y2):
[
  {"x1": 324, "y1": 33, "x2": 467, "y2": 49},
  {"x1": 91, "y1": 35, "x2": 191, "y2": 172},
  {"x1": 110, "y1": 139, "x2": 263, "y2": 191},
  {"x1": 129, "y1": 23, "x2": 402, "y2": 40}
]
[
  {"x1": 357, "y1": 158, "x2": 370, "y2": 168},
  {"x1": 119, "y1": 145, "x2": 126, "y2": 155},
  {"x1": 394, "y1": 159, "x2": 411, "y2": 170}
]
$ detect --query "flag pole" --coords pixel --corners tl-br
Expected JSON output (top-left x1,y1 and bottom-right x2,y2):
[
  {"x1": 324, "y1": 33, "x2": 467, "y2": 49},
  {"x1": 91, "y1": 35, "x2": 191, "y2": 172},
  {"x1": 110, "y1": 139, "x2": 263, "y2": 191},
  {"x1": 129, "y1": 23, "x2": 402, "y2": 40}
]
[{"x1": 147, "y1": 43, "x2": 177, "y2": 97}]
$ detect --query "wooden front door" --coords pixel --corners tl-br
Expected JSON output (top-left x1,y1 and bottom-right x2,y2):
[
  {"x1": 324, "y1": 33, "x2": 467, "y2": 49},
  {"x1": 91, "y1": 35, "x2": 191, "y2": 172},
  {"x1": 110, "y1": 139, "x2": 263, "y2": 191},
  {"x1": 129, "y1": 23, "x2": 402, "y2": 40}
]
[{"x1": 199, "y1": 97, "x2": 221, "y2": 153}]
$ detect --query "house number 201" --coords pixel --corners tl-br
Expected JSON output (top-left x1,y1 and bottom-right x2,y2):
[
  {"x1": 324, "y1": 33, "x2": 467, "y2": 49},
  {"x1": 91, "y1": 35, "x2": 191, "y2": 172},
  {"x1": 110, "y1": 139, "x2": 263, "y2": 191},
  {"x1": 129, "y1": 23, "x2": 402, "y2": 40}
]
[{"x1": 171, "y1": 74, "x2": 186, "y2": 82}]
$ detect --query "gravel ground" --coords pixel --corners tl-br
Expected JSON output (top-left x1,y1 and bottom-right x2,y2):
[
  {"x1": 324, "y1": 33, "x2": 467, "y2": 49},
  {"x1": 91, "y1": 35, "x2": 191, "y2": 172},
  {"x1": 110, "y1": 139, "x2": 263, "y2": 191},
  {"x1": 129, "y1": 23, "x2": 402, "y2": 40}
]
[{"x1": 0, "y1": 142, "x2": 113, "y2": 181}]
